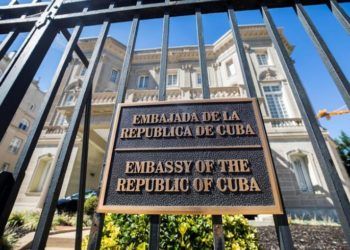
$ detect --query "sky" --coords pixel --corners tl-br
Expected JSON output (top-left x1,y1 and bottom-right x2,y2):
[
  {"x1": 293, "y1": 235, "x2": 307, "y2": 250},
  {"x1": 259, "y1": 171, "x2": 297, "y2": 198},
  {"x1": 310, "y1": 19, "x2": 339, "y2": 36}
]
[{"x1": 0, "y1": 1, "x2": 350, "y2": 139}]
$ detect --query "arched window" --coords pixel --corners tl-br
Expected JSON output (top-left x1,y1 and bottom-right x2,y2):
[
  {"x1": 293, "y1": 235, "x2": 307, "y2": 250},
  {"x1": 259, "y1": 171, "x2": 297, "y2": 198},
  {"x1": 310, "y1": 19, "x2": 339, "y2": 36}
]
[
  {"x1": 18, "y1": 119, "x2": 30, "y2": 131},
  {"x1": 291, "y1": 154, "x2": 313, "y2": 193},
  {"x1": 28, "y1": 155, "x2": 53, "y2": 193}
]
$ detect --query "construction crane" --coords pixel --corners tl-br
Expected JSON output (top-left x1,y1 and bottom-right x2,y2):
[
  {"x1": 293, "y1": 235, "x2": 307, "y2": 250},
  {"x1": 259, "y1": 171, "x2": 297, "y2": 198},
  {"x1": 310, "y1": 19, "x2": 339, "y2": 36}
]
[{"x1": 317, "y1": 108, "x2": 350, "y2": 120}]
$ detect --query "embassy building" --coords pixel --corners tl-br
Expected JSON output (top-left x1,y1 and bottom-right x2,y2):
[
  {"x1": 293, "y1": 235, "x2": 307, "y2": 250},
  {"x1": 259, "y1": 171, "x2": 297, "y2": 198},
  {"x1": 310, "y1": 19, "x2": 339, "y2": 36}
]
[{"x1": 11, "y1": 24, "x2": 350, "y2": 221}]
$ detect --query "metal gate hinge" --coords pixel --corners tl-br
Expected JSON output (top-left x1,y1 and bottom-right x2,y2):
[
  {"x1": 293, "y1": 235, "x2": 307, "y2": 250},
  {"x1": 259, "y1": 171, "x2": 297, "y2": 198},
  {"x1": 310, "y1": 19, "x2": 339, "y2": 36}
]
[{"x1": 35, "y1": 2, "x2": 61, "y2": 28}]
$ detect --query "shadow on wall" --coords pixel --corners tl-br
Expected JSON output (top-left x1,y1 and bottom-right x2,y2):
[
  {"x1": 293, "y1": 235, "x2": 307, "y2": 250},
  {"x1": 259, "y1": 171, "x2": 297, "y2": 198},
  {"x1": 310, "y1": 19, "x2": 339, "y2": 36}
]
[{"x1": 271, "y1": 149, "x2": 338, "y2": 222}]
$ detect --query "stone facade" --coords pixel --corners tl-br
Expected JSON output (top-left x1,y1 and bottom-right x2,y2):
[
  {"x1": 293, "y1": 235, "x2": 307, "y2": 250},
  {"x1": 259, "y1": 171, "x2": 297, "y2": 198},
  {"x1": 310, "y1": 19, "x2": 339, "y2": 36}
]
[
  {"x1": 13, "y1": 25, "x2": 350, "y2": 220},
  {"x1": 0, "y1": 53, "x2": 45, "y2": 174}
]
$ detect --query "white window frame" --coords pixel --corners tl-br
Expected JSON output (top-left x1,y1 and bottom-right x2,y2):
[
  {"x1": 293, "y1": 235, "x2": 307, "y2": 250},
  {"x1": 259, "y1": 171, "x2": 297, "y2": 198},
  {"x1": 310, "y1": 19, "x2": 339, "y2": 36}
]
[
  {"x1": 110, "y1": 69, "x2": 119, "y2": 83},
  {"x1": 138, "y1": 75, "x2": 149, "y2": 89},
  {"x1": 65, "y1": 93, "x2": 75, "y2": 105},
  {"x1": 167, "y1": 74, "x2": 178, "y2": 87},
  {"x1": 225, "y1": 59, "x2": 235, "y2": 77},
  {"x1": 262, "y1": 83, "x2": 288, "y2": 119},
  {"x1": 8, "y1": 137, "x2": 23, "y2": 154},
  {"x1": 291, "y1": 155, "x2": 313, "y2": 193},
  {"x1": 56, "y1": 113, "x2": 67, "y2": 126},
  {"x1": 256, "y1": 52, "x2": 270, "y2": 66}
]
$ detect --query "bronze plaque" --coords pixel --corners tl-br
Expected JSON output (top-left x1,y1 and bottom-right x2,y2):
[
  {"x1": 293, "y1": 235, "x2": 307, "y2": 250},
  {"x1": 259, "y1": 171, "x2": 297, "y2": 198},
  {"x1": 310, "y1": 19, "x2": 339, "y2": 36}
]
[{"x1": 98, "y1": 99, "x2": 283, "y2": 215}]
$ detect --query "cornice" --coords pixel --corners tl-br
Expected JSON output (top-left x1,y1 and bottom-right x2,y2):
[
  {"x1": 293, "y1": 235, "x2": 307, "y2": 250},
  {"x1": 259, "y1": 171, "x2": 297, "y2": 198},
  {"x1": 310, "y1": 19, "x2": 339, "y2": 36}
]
[{"x1": 75, "y1": 25, "x2": 293, "y2": 63}]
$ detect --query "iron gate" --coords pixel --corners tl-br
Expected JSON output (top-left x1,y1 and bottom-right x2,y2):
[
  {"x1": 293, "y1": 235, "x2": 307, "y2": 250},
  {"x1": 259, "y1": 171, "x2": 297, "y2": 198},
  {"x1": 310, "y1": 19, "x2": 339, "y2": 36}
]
[{"x1": 0, "y1": 0, "x2": 350, "y2": 249}]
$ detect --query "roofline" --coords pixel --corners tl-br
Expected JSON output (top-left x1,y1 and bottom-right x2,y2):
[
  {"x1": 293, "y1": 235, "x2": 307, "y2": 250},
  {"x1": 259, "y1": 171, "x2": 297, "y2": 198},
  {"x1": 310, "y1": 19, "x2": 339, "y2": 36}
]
[{"x1": 77, "y1": 24, "x2": 293, "y2": 53}]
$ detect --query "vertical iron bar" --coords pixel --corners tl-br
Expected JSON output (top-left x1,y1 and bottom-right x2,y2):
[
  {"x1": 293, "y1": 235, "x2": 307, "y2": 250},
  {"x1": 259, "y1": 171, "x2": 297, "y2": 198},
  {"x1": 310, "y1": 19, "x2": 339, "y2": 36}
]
[
  {"x1": 0, "y1": 0, "x2": 64, "y2": 142},
  {"x1": 261, "y1": 5, "x2": 350, "y2": 245},
  {"x1": 61, "y1": 29, "x2": 89, "y2": 67},
  {"x1": 0, "y1": 0, "x2": 35, "y2": 60},
  {"x1": 196, "y1": 8, "x2": 224, "y2": 249},
  {"x1": 0, "y1": 30, "x2": 19, "y2": 60},
  {"x1": 0, "y1": 0, "x2": 49, "y2": 85},
  {"x1": 149, "y1": 215, "x2": 160, "y2": 250},
  {"x1": 273, "y1": 215, "x2": 294, "y2": 250},
  {"x1": 75, "y1": 91, "x2": 91, "y2": 250},
  {"x1": 87, "y1": 17, "x2": 139, "y2": 250},
  {"x1": 196, "y1": 8, "x2": 210, "y2": 99},
  {"x1": 116, "y1": 17, "x2": 140, "y2": 104},
  {"x1": 229, "y1": 6, "x2": 294, "y2": 248},
  {"x1": 74, "y1": 8, "x2": 90, "y2": 249},
  {"x1": 158, "y1": 12, "x2": 170, "y2": 101},
  {"x1": 228, "y1": 6, "x2": 294, "y2": 249},
  {"x1": 212, "y1": 215, "x2": 225, "y2": 250},
  {"x1": 0, "y1": 25, "x2": 84, "y2": 237},
  {"x1": 31, "y1": 21, "x2": 110, "y2": 250},
  {"x1": 294, "y1": 1, "x2": 350, "y2": 109},
  {"x1": 0, "y1": 27, "x2": 36, "y2": 86},
  {"x1": 227, "y1": 6, "x2": 256, "y2": 98},
  {"x1": 148, "y1": 12, "x2": 170, "y2": 250},
  {"x1": 328, "y1": 0, "x2": 350, "y2": 34}
]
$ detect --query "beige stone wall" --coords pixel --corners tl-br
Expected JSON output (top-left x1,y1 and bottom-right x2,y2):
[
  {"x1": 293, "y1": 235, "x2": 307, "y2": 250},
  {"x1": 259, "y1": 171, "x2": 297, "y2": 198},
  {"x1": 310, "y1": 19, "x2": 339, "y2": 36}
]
[{"x1": 0, "y1": 75, "x2": 45, "y2": 173}]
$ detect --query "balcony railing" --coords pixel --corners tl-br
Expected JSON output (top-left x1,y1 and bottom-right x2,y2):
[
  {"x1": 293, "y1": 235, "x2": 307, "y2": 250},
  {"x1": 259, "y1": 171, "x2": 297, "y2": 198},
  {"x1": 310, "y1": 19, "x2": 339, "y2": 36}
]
[
  {"x1": 55, "y1": 87, "x2": 305, "y2": 133},
  {"x1": 43, "y1": 125, "x2": 68, "y2": 135},
  {"x1": 265, "y1": 117, "x2": 303, "y2": 128},
  {"x1": 125, "y1": 85, "x2": 243, "y2": 102}
]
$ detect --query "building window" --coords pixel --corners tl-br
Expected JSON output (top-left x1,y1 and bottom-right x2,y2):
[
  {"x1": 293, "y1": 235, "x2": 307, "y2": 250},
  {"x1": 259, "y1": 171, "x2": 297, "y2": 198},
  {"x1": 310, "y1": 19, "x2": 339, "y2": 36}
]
[
  {"x1": 197, "y1": 73, "x2": 202, "y2": 85},
  {"x1": 18, "y1": 119, "x2": 30, "y2": 131},
  {"x1": 263, "y1": 84, "x2": 288, "y2": 118},
  {"x1": 28, "y1": 155, "x2": 52, "y2": 193},
  {"x1": 65, "y1": 93, "x2": 75, "y2": 105},
  {"x1": 257, "y1": 53, "x2": 269, "y2": 66},
  {"x1": 226, "y1": 59, "x2": 235, "y2": 77},
  {"x1": 110, "y1": 69, "x2": 119, "y2": 83},
  {"x1": 138, "y1": 75, "x2": 149, "y2": 89},
  {"x1": 8, "y1": 137, "x2": 22, "y2": 154},
  {"x1": 167, "y1": 74, "x2": 178, "y2": 87},
  {"x1": 56, "y1": 114, "x2": 67, "y2": 126},
  {"x1": 80, "y1": 66, "x2": 87, "y2": 76},
  {"x1": 1, "y1": 162, "x2": 10, "y2": 172},
  {"x1": 291, "y1": 155, "x2": 313, "y2": 193}
]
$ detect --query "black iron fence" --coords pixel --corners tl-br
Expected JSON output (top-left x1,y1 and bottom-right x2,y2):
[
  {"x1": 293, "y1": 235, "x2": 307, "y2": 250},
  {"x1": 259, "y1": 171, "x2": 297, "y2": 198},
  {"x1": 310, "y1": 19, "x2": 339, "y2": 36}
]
[{"x1": 0, "y1": 0, "x2": 349, "y2": 249}]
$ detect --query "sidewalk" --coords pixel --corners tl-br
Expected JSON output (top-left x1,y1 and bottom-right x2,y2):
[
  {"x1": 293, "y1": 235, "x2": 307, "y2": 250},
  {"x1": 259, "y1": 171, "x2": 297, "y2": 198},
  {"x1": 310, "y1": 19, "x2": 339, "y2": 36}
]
[{"x1": 16, "y1": 227, "x2": 90, "y2": 250}]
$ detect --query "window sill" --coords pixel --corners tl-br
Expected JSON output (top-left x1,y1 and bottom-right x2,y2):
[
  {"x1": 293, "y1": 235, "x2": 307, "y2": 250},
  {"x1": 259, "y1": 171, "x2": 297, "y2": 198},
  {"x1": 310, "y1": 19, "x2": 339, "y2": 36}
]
[
  {"x1": 25, "y1": 192, "x2": 42, "y2": 197},
  {"x1": 259, "y1": 64, "x2": 274, "y2": 68}
]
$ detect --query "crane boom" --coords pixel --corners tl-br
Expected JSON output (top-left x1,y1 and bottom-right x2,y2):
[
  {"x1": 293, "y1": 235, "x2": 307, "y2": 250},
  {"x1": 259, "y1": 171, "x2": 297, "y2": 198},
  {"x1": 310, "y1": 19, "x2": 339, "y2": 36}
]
[{"x1": 317, "y1": 109, "x2": 350, "y2": 120}]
